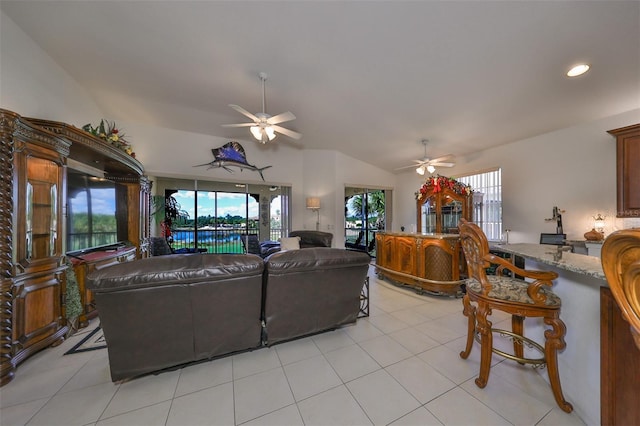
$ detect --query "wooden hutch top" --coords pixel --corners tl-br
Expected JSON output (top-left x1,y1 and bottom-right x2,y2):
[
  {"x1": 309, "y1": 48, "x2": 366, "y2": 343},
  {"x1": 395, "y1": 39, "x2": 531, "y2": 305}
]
[{"x1": 25, "y1": 117, "x2": 144, "y2": 178}]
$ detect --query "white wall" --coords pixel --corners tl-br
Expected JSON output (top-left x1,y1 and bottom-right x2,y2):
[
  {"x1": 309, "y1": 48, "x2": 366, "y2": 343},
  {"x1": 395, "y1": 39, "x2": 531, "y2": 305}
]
[
  {"x1": 0, "y1": 11, "x2": 102, "y2": 124},
  {"x1": 396, "y1": 109, "x2": 640, "y2": 242},
  {"x1": 0, "y1": 9, "x2": 394, "y2": 242},
  {"x1": 301, "y1": 150, "x2": 337, "y2": 234},
  {"x1": 299, "y1": 149, "x2": 396, "y2": 247}
]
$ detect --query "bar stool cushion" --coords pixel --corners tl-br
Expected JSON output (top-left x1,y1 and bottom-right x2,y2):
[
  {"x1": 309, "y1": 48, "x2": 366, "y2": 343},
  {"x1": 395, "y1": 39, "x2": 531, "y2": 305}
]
[{"x1": 466, "y1": 276, "x2": 561, "y2": 306}]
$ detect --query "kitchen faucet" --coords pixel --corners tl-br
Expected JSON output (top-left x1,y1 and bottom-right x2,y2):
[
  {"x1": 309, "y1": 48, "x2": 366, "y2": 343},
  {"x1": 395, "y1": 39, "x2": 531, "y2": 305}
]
[{"x1": 545, "y1": 206, "x2": 565, "y2": 234}]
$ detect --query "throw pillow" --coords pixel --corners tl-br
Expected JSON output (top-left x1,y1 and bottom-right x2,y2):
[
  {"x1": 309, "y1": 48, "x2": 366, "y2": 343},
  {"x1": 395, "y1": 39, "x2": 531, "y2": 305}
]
[{"x1": 279, "y1": 236, "x2": 301, "y2": 251}]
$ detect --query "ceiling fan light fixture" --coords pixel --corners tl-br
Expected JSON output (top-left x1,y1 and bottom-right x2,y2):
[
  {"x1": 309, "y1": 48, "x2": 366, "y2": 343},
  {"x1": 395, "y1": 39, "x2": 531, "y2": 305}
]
[
  {"x1": 427, "y1": 165, "x2": 436, "y2": 174},
  {"x1": 265, "y1": 126, "x2": 276, "y2": 140},
  {"x1": 250, "y1": 125, "x2": 263, "y2": 141},
  {"x1": 416, "y1": 165, "x2": 425, "y2": 175}
]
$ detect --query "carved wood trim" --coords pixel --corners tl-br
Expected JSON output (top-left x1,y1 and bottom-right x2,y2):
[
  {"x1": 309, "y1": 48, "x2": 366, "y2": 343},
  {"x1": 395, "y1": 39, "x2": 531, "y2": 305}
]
[
  {"x1": 0, "y1": 109, "x2": 18, "y2": 385},
  {"x1": 12, "y1": 121, "x2": 70, "y2": 158},
  {"x1": 26, "y1": 117, "x2": 143, "y2": 176}
]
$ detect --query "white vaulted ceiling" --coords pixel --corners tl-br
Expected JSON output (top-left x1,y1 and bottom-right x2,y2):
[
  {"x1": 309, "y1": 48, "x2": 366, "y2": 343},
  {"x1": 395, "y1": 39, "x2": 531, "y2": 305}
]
[{"x1": 1, "y1": 1, "x2": 639, "y2": 172}]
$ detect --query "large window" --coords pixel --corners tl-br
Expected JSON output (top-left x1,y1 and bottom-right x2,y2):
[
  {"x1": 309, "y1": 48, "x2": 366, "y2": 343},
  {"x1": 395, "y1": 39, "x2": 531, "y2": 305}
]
[
  {"x1": 456, "y1": 168, "x2": 502, "y2": 241},
  {"x1": 156, "y1": 178, "x2": 291, "y2": 253}
]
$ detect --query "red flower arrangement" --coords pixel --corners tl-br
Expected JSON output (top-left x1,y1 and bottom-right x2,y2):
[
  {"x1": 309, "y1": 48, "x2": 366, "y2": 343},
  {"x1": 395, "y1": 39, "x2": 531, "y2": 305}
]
[{"x1": 415, "y1": 175, "x2": 472, "y2": 200}]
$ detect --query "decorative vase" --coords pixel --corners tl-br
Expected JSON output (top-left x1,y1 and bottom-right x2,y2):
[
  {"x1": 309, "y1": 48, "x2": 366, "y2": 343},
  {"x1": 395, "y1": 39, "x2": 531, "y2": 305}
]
[{"x1": 584, "y1": 228, "x2": 604, "y2": 241}]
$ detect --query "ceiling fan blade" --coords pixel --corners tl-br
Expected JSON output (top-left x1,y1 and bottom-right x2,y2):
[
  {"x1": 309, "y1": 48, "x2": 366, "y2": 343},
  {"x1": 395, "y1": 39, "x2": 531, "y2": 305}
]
[
  {"x1": 221, "y1": 123, "x2": 255, "y2": 128},
  {"x1": 394, "y1": 164, "x2": 421, "y2": 171},
  {"x1": 428, "y1": 154, "x2": 454, "y2": 164},
  {"x1": 229, "y1": 104, "x2": 259, "y2": 122},
  {"x1": 431, "y1": 162, "x2": 455, "y2": 167},
  {"x1": 267, "y1": 111, "x2": 296, "y2": 125},
  {"x1": 271, "y1": 124, "x2": 302, "y2": 140}
]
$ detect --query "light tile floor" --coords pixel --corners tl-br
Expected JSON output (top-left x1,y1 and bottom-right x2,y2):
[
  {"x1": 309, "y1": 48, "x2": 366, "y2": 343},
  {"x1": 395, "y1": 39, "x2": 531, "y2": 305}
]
[{"x1": 0, "y1": 267, "x2": 587, "y2": 425}]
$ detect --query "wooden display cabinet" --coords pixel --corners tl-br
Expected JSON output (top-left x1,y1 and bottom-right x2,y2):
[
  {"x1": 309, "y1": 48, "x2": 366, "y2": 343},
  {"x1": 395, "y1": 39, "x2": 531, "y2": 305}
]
[
  {"x1": 416, "y1": 181, "x2": 473, "y2": 234},
  {"x1": 374, "y1": 177, "x2": 475, "y2": 296},
  {"x1": 1, "y1": 109, "x2": 70, "y2": 385},
  {"x1": 608, "y1": 123, "x2": 640, "y2": 218},
  {"x1": 1, "y1": 109, "x2": 149, "y2": 385}
]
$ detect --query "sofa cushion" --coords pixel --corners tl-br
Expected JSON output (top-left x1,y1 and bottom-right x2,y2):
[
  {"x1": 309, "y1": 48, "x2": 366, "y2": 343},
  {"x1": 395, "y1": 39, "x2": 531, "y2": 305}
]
[
  {"x1": 87, "y1": 253, "x2": 264, "y2": 292},
  {"x1": 265, "y1": 247, "x2": 370, "y2": 272},
  {"x1": 279, "y1": 236, "x2": 300, "y2": 251}
]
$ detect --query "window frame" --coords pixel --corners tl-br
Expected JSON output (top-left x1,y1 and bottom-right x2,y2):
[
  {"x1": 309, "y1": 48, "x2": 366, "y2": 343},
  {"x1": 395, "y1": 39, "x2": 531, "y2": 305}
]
[{"x1": 455, "y1": 168, "x2": 502, "y2": 241}]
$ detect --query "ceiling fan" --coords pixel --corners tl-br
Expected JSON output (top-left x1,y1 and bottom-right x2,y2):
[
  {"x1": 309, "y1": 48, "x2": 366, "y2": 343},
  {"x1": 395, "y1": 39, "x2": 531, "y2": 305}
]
[
  {"x1": 222, "y1": 72, "x2": 302, "y2": 144},
  {"x1": 395, "y1": 139, "x2": 455, "y2": 175}
]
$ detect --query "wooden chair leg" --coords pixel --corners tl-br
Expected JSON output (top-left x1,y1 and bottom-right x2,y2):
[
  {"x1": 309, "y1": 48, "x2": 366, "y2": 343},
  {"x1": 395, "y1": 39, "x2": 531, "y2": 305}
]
[
  {"x1": 512, "y1": 314, "x2": 524, "y2": 364},
  {"x1": 544, "y1": 316, "x2": 573, "y2": 413},
  {"x1": 475, "y1": 302, "x2": 493, "y2": 388},
  {"x1": 460, "y1": 294, "x2": 476, "y2": 360}
]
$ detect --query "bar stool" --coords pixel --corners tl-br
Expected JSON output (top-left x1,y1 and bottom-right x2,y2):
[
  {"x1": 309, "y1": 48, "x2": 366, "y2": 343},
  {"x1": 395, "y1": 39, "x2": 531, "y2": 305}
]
[{"x1": 457, "y1": 218, "x2": 573, "y2": 413}]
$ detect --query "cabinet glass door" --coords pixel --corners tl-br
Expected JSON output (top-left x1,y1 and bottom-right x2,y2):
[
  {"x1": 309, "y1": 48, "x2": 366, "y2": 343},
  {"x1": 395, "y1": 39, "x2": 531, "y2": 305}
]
[
  {"x1": 25, "y1": 157, "x2": 59, "y2": 260},
  {"x1": 420, "y1": 197, "x2": 437, "y2": 233},
  {"x1": 442, "y1": 196, "x2": 462, "y2": 233}
]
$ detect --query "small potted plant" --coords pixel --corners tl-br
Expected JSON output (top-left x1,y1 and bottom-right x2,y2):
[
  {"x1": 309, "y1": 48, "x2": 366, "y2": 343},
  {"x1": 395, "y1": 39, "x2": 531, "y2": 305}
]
[{"x1": 64, "y1": 261, "x2": 83, "y2": 334}]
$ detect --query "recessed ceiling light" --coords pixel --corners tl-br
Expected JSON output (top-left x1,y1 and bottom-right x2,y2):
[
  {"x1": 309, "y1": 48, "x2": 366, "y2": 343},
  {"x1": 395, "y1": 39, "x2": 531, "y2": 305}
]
[{"x1": 567, "y1": 64, "x2": 590, "y2": 77}]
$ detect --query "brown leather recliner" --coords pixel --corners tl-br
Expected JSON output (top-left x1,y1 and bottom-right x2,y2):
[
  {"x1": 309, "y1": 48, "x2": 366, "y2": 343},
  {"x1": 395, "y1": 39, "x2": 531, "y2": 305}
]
[
  {"x1": 288, "y1": 230, "x2": 333, "y2": 248},
  {"x1": 87, "y1": 253, "x2": 265, "y2": 382},
  {"x1": 263, "y1": 247, "x2": 370, "y2": 345}
]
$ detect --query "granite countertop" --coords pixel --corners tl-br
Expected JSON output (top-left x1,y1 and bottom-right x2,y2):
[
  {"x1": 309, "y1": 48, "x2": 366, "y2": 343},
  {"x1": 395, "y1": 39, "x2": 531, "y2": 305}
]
[
  {"x1": 379, "y1": 231, "x2": 460, "y2": 240},
  {"x1": 490, "y1": 243, "x2": 605, "y2": 280}
]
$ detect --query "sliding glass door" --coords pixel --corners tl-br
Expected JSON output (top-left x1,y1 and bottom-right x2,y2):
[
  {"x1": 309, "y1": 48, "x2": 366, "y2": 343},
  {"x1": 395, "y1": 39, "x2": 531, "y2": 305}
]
[{"x1": 344, "y1": 187, "x2": 389, "y2": 256}]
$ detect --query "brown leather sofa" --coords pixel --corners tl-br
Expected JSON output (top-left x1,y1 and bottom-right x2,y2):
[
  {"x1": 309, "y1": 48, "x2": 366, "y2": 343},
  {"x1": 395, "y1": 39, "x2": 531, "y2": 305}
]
[{"x1": 87, "y1": 247, "x2": 369, "y2": 382}]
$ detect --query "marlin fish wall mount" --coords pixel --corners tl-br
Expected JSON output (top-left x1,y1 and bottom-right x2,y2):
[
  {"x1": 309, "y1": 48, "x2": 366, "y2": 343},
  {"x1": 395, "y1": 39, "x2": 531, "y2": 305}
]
[{"x1": 194, "y1": 141, "x2": 272, "y2": 181}]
